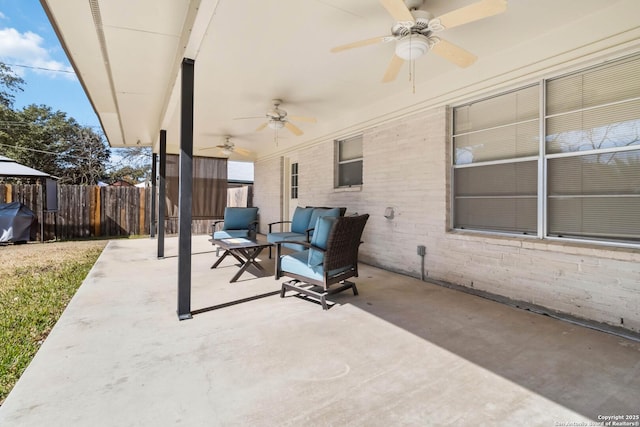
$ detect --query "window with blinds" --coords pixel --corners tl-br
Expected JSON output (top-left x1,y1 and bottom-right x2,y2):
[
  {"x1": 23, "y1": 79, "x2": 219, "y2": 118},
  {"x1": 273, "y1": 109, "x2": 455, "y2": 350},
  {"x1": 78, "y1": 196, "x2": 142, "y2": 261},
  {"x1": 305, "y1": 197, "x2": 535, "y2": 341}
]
[
  {"x1": 452, "y1": 85, "x2": 540, "y2": 234},
  {"x1": 546, "y1": 55, "x2": 640, "y2": 243},
  {"x1": 452, "y1": 53, "x2": 640, "y2": 245},
  {"x1": 336, "y1": 135, "x2": 363, "y2": 187}
]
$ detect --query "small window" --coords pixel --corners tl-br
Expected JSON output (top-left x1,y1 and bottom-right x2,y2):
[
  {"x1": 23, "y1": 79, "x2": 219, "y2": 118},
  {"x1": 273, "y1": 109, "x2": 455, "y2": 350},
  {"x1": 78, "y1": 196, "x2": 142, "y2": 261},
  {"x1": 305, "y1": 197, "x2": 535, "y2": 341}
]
[
  {"x1": 291, "y1": 162, "x2": 298, "y2": 199},
  {"x1": 336, "y1": 135, "x2": 363, "y2": 187}
]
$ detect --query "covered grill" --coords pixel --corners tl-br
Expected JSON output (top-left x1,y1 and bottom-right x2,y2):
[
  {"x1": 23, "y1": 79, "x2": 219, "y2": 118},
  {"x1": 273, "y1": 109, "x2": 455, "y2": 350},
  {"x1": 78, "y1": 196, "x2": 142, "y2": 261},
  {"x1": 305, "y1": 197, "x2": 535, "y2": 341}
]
[{"x1": 0, "y1": 202, "x2": 36, "y2": 243}]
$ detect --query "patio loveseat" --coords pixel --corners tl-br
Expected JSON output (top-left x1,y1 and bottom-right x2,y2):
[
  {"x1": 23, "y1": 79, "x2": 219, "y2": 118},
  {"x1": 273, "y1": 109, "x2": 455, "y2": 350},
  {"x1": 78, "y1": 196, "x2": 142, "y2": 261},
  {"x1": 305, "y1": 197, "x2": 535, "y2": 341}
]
[{"x1": 266, "y1": 206, "x2": 346, "y2": 257}]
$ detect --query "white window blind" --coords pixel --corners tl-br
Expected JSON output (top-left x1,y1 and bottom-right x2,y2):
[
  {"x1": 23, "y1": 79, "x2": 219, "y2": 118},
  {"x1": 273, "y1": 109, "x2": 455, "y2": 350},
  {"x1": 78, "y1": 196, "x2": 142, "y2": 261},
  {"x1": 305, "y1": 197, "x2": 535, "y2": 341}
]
[
  {"x1": 336, "y1": 135, "x2": 363, "y2": 187},
  {"x1": 454, "y1": 161, "x2": 538, "y2": 233},
  {"x1": 545, "y1": 55, "x2": 640, "y2": 243},
  {"x1": 452, "y1": 85, "x2": 539, "y2": 234}
]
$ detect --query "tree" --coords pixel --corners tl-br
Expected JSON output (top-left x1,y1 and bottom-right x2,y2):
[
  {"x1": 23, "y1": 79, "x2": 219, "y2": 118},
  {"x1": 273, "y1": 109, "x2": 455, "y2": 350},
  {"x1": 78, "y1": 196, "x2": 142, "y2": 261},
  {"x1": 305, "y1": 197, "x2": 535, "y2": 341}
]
[
  {"x1": 0, "y1": 63, "x2": 26, "y2": 161},
  {"x1": 60, "y1": 125, "x2": 111, "y2": 185},
  {"x1": 2, "y1": 104, "x2": 110, "y2": 184},
  {"x1": 0, "y1": 62, "x2": 25, "y2": 108},
  {"x1": 0, "y1": 62, "x2": 111, "y2": 184},
  {"x1": 108, "y1": 164, "x2": 148, "y2": 184},
  {"x1": 108, "y1": 146, "x2": 152, "y2": 184}
]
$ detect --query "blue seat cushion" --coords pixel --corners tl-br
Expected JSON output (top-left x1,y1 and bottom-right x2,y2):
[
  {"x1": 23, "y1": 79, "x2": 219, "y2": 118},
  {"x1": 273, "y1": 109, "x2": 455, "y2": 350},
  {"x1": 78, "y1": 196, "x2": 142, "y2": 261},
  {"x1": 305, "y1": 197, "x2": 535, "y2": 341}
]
[
  {"x1": 308, "y1": 216, "x2": 337, "y2": 266},
  {"x1": 223, "y1": 207, "x2": 258, "y2": 230},
  {"x1": 268, "y1": 232, "x2": 309, "y2": 252},
  {"x1": 267, "y1": 232, "x2": 307, "y2": 244},
  {"x1": 282, "y1": 241, "x2": 307, "y2": 252},
  {"x1": 307, "y1": 207, "x2": 341, "y2": 236},
  {"x1": 281, "y1": 250, "x2": 352, "y2": 282},
  {"x1": 214, "y1": 230, "x2": 249, "y2": 239},
  {"x1": 290, "y1": 207, "x2": 314, "y2": 234}
]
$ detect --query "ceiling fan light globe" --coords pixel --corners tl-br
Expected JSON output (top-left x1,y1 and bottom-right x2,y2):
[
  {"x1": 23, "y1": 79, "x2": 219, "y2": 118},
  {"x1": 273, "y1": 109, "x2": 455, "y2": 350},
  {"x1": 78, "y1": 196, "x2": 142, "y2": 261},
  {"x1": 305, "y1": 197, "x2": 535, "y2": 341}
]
[
  {"x1": 395, "y1": 34, "x2": 430, "y2": 60},
  {"x1": 268, "y1": 120, "x2": 285, "y2": 130}
]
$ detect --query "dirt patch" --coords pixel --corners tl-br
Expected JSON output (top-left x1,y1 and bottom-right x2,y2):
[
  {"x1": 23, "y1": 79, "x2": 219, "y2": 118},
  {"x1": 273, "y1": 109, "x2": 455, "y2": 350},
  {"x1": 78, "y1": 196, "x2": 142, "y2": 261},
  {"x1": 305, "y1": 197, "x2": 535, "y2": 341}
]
[{"x1": 0, "y1": 240, "x2": 108, "y2": 280}]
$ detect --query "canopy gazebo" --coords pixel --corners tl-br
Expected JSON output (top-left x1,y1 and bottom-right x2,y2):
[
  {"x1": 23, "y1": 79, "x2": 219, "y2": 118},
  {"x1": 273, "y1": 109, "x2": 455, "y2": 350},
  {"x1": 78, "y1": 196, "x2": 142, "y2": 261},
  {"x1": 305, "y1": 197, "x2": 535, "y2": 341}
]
[{"x1": 0, "y1": 155, "x2": 52, "y2": 180}]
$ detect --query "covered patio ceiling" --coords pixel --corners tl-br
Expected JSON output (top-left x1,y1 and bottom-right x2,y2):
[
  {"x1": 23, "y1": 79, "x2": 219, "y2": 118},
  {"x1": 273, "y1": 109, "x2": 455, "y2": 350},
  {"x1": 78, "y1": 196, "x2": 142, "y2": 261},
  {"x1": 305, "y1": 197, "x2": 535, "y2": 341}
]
[{"x1": 40, "y1": 0, "x2": 640, "y2": 161}]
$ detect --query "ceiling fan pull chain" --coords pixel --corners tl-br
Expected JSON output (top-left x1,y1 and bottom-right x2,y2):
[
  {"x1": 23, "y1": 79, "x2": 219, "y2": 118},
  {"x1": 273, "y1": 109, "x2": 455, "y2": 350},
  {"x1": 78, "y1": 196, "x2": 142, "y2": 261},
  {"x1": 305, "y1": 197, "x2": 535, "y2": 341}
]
[
  {"x1": 408, "y1": 35, "x2": 413, "y2": 82},
  {"x1": 412, "y1": 60, "x2": 416, "y2": 94}
]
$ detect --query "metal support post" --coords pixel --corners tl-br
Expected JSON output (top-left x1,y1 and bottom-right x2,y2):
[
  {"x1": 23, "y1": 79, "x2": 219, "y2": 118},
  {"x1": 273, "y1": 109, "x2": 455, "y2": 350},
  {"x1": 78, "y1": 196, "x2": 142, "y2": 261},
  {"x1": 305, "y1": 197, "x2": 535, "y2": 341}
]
[
  {"x1": 150, "y1": 152, "x2": 157, "y2": 238},
  {"x1": 177, "y1": 58, "x2": 195, "y2": 320},
  {"x1": 158, "y1": 130, "x2": 167, "y2": 258}
]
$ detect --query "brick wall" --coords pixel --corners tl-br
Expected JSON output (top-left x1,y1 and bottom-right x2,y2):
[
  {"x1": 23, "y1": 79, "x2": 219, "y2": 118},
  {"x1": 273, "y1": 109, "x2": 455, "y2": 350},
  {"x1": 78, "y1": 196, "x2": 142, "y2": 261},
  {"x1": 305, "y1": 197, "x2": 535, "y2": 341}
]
[
  {"x1": 253, "y1": 156, "x2": 282, "y2": 234},
  {"x1": 255, "y1": 106, "x2": 640, "y2": 334}
]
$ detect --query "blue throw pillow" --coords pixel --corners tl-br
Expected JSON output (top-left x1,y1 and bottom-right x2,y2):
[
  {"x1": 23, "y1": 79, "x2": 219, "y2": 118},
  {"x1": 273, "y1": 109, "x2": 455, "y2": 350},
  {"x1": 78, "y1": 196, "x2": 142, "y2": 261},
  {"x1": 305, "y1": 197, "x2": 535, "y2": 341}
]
[
  {"x1": 223, "y1": 207, "x2": 258, "y2": 230},
  {"x1": 307, "y1": 207, "x2": 341, "y2": 235},
  {"x1": 290, "y1": 207, "x2": 314, "y2": 233},
  {"x1": 308, "y1": 216, "x2": 337, "y2": 266}
]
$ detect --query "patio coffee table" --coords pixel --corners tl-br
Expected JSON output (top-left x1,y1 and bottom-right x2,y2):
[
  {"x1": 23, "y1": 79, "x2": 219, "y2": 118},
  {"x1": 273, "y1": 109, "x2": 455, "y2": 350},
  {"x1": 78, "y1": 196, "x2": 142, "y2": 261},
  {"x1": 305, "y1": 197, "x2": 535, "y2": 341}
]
[{"x1": 210, "y1": 236, "x2": 273, "y2": 283}]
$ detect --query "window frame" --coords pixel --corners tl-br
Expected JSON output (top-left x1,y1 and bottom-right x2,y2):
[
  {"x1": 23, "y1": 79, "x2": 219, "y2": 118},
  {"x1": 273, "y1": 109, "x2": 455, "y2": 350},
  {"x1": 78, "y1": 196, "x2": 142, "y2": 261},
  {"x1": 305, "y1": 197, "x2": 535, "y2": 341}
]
[
  {"x1": 290, "y1": 162, "x2": 298, "y2": 200},
  {"x1": 451, "y1": 84, "x2": 541, "y2": 237},
  {"x1": 335, "y1": 134, "x2": 363, "y2": 188}
]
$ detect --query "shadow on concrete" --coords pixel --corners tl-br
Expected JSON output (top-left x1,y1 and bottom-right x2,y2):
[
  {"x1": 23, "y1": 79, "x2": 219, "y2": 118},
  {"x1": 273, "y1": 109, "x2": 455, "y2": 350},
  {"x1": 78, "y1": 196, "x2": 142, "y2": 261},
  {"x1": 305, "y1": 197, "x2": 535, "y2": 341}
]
[
  {"x1": 192, "y1": 290, "x2": 281, "y2": 315},
  {"x1": 340, "y1": 266, "x2": 640, "y2": 421}
]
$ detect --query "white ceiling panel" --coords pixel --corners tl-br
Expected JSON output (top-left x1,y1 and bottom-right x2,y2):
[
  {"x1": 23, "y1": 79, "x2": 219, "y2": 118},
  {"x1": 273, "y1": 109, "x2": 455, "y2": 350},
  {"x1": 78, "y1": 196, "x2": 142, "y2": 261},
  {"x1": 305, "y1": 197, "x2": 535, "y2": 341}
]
[
  {"x1": 99, "y1": 0, "x2": 190, "y2": 36},
  {"x1": 41, "y1": 0, "x2": 640, "y2": 157}
]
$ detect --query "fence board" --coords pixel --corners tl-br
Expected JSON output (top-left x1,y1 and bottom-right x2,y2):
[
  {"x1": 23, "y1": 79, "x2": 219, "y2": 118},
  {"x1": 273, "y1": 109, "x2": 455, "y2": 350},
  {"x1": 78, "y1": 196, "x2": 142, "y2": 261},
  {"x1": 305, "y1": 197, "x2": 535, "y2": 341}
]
[{"x1": 0, "y1": 183, "x2": 243, "y2": 240}]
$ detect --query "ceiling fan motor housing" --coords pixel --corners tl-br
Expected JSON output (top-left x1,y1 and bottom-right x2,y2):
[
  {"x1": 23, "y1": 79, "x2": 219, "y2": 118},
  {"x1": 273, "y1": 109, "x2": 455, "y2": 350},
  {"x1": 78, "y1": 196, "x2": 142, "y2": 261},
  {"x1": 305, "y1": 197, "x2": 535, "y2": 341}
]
[
  {"x1": 267, "y1": 99, "x2": 287, "y2": 120},
  {"x1": 404, "y1": 0, "x2": 423, "y2": 10}
]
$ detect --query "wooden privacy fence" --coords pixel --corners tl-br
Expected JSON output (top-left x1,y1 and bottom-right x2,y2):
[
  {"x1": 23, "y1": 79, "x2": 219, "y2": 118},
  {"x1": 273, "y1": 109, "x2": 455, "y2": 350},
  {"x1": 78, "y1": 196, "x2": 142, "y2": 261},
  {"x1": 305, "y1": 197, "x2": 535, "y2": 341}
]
[{"x1": 0, "y1": 184, "x2": 232, "y2": 241}]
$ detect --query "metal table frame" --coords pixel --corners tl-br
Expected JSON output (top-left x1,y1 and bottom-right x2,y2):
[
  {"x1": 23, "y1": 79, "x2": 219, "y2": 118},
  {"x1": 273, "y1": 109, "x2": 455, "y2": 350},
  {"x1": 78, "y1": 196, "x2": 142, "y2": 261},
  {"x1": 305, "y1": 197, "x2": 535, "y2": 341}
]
[{"x1": 210, "y1": 237, "x2": 273, "y2": 283}]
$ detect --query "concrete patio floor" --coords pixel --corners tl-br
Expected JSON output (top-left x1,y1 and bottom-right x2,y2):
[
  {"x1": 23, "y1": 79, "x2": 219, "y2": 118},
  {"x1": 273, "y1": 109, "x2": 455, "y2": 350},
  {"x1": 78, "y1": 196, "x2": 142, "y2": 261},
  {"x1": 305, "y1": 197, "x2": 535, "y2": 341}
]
[{"x1": 1, "y1": 235, "x2": 639, "y2": 426}]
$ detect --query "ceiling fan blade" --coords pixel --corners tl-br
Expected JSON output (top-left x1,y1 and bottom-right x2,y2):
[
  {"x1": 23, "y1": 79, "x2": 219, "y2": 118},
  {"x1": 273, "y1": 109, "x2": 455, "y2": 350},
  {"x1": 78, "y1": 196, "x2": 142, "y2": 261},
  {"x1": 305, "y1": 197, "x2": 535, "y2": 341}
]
[
  {"x1": 434, "y1": 0, "x2": 507, "y2": 30},
  {"x1": 379, "y1": 0, "x2": 415, "y2": 23},
  {"x1": 256, "y1": 122, "x2": 268, "y2": 132},
  {"x1": 234, "y1": 148, "x2": 253, "y2": 156},
  {"x1": 331, "y1": 36, "x2": 391, "y2": 53},
  {"x1": 431, "y1": 38, "x2": 477, "y2": 68},
  {"x1": 233, "y1": 116, "x2": 263, "y2": 120},
  {"x1": 382, "y1": 54, "x2": 404, "y2": 83},
  {"x1": 284, "y1": 121, "x2": 303, "y2": 136},
  {"x1": 288, "y1": 115, "x2": 317, "y2": 123}
]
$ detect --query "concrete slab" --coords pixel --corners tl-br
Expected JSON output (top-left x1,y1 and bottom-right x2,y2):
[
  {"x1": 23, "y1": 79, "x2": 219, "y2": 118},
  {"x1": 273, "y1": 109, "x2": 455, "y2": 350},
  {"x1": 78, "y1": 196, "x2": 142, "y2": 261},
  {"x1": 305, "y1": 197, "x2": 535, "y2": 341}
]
[{"x1": 1, "y1": 235, "x2": 639, "y2": 426}]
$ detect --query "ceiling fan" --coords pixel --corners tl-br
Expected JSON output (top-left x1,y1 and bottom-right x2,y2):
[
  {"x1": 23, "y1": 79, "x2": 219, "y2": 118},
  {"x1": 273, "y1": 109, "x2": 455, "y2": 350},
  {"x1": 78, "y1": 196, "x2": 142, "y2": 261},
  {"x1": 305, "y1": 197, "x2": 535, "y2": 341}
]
[
  {"x1": 236, "y1": 99, "x2": 317, "y2": 136},
  {"x1": 331, "y1": 0, "x2": 508, "y2": 83},
  {"x1": 200, "y1": 135, "x2": 252, "y2": 157}
]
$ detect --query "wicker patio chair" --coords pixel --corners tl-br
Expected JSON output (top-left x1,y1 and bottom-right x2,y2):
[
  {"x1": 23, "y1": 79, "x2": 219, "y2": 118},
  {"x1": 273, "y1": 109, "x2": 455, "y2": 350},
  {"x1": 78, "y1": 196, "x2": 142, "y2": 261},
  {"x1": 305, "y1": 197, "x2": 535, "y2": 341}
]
[{"x1": 275, "y1": 214, "x2": 369, "y2": 310}]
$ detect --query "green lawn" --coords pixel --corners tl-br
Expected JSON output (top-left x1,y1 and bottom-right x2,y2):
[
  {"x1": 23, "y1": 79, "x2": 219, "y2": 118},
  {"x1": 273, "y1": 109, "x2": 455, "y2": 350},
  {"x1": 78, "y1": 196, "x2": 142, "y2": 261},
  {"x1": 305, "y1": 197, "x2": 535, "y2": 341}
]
[{"x1": 0, "y1": 242, "x2": 105, "y2": 404}]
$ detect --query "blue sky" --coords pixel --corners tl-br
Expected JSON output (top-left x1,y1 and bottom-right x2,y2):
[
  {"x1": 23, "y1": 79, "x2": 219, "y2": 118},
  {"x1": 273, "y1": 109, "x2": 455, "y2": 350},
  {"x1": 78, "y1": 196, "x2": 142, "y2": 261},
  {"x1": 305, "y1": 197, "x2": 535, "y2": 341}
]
[
  {"x1": 0, "y1": 1, "x2": 253, "y2": 180},
  {"x1": 0, "y1": 0, "x2": 101, "y2": 129}
]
